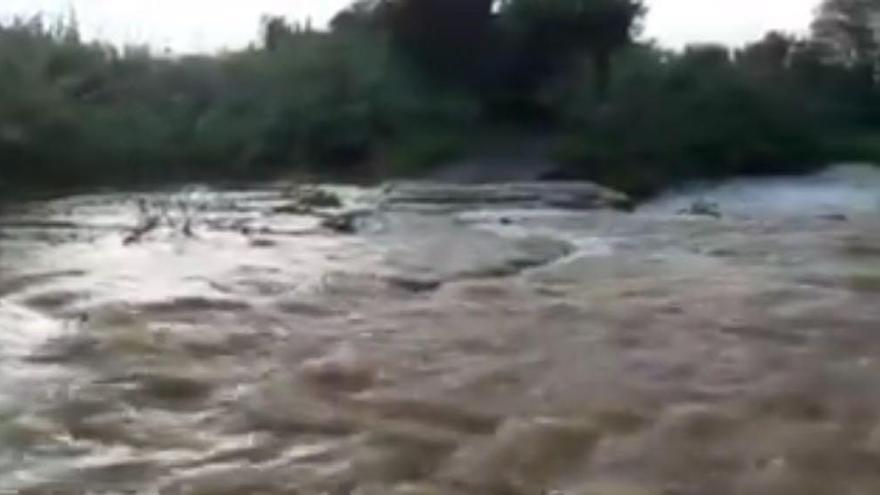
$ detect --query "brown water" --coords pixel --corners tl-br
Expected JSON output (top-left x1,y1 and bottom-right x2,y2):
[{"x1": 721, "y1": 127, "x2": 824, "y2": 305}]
[{"x1": 1, "y1": 168, "x2": 880, "y2": 494}]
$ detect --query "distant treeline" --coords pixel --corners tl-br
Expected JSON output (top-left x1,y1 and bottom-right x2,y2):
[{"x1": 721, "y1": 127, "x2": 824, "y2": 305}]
[{"x1": 1, "y1": 0, "x2": 879, "y2": 196}]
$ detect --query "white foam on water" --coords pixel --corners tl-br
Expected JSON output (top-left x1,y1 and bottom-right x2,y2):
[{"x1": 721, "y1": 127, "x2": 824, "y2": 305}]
[{"x1": 644, "y1": 164, "x2": 880, "y2": 217}]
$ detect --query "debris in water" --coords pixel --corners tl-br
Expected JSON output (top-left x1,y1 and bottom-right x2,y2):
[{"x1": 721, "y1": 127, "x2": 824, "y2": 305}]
[{"x1": 300, "y1": 345, "x2": 379, "y2": 392}]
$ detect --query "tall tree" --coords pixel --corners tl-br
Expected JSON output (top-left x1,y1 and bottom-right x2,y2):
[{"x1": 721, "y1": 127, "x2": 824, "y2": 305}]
[
  {"x1": 393, "y1": 0, "x2": 495, "y2": 81},
  {"x1": 812, "y1": 0, "x2": 880, "y2": 68},
  {"x1": 737, "y1": 31, "x2": 796, "y2": 78},
  {"x1": 333, "y1": 0, "x2": 495, "y2": 83},
  {"x1": 261, "y1": 16, "x2": 292, "y2": 52},
  {"x1": 811, "y1": 0, "x2": 880, "y2": 121},
  {"x1": 330, "y1": 0, "x2": 393, "y2": 32},
  {"x1": 498, "y1": 0, "x2": 644, "y2": 97}
]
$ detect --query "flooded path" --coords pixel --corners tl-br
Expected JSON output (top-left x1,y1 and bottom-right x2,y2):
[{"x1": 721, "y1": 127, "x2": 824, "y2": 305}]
[{"x1": 2, "y1": 166, "x2": 880, "y2": 494}]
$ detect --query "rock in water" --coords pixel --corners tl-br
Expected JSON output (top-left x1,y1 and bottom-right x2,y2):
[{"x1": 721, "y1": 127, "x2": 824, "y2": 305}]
[
  {"x1": 319, "y1": 208, "x2": 375, "y2": 234},
  {"x1": 273, "y1": 187, "x2": 343, "y2": 214},
  {"x1": 292, "y1": 187, "x2": 343, "y2": 208},
  {"x1": 678, "y1": 198, "x2": 722, "y2": 218},
  {"x1": 272, "y1": 203, "x2": 314, "y2": 215},
  {"x1": 381, "y1": 182, "x2": 632, "y2": 211}
]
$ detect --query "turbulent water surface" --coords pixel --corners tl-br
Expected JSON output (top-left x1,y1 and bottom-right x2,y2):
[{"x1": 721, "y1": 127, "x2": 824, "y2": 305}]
[{"x1": 1, "y1": 165, "x2": 880, "y2": 494}]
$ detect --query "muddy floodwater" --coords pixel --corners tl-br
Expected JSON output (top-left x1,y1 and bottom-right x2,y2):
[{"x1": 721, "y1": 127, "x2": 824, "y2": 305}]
[{"x1": 2, "y1": 165, "x2": 880, "y2": 494}]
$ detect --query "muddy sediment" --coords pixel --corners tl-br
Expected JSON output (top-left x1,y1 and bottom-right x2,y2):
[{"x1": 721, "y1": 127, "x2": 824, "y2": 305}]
[{"x1": 1, "y1": 170, "x2": 880, "y2": 494}]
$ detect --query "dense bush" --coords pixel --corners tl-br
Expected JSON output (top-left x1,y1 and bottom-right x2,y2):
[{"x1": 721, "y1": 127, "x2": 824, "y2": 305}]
[
  {"x1": 551, "y1": 42, "x2": 832, "y2": 195},
  {"x1": 0, "y1": 17, "x2": 480, "y2": 189}
]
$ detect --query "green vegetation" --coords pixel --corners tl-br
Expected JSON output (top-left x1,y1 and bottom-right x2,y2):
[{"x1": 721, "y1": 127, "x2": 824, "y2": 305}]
[{"x1": 1, "y1": 0, "x2": 880, "y2": 196}]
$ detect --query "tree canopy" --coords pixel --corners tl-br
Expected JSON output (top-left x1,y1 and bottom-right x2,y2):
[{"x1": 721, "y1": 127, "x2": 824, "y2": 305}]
[
  {"x1": 498, "y1": 0, "x2": 644, "y2": 94},
  {"x1": 812, "y1": 0, "x2": 880, "y2": 69}
]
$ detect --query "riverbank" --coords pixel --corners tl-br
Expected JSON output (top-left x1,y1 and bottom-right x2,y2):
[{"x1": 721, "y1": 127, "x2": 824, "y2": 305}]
[{"x1": 6, "y1": 10, "x2": 880, "y2": 200}]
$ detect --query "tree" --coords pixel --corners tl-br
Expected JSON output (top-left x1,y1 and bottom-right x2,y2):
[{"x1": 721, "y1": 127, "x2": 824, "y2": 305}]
[
  {"x1": 331, "y1": 0, "x2": 393, "y2": 32},
  {"x1": 498, "y1": 0, "x2": 645, "y2": 96},
  {"x1": 737, "y1": 31, "x2": 796, "y2": 78},
  {"x1": 393, "y1": 0, "x2": 495, "y2": 81},
  {"x1": 261, "y1": 16, "x2": 315, "y2": 51},
  {"x1": 334, "y1": 0, "x2": 495, "y2": 82},
  {"x1": 812, "y1": 0, "x2": 880, "y2": 69},
  {"x1": 811, "y1": 0, "x2": 880, "y2": 123},
  {"x1": 261, "y1": 16, "x2": 289, "y2": 51}
]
